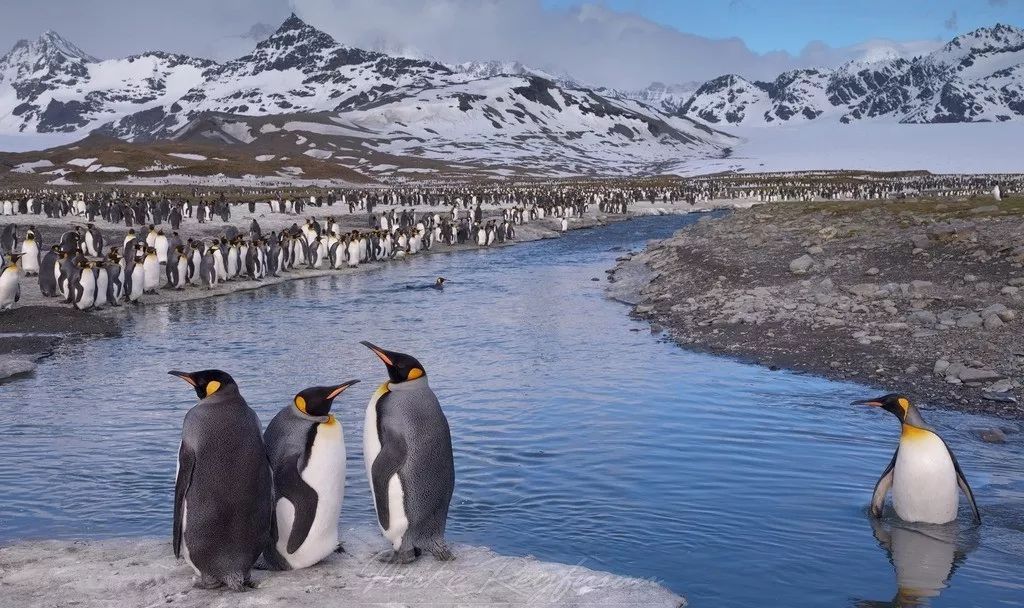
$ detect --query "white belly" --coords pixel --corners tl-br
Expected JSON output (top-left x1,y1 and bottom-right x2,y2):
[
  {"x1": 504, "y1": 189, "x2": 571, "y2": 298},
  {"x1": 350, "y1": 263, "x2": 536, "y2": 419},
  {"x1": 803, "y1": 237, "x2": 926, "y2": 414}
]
[
  {"x1": 276, "y1": 421, "x2": 346, "y2": 569},
  {"x1": 180, "y1": 500, "x2": 199, "y2": 575},
  {"x1": 77, "y1": 274, "x2": 95, "y2": 309},
  {"x1": 21, "y1": 244, "x2": 39, "y2": 272},
  {"x1": 129, "y1": 269, "x2": 143, "y2": 299},
  {"x1": 95, "y1": 273, "x2": 108, "y2": 306},
  {"x1": 0, "y1": 272, "x2": 19, "y2": 306},
  {"x1": 364, "y1": 384, "x2": 408, "y2": 548},
  {"x1": 143, "y1": 260, "x2": 159, "y2": 289},
  {"x1": 893, "y1": 431, "x2": 958, "y2": 524}
]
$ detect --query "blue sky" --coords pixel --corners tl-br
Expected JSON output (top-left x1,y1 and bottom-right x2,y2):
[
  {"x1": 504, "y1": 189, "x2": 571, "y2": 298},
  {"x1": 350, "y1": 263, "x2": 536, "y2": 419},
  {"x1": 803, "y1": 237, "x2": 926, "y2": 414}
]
[{"x1": 542, "y1": 0, "x2": 1024, "y2": 53}]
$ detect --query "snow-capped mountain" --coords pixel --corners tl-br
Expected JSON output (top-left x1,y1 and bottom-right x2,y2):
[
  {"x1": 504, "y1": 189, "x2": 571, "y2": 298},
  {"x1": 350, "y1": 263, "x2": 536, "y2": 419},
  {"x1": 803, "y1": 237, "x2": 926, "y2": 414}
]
[
  {"x1": 609, "y1": 82, "x2": 703, "y2": 116},
  {"x1": 0, "y1": 30, "x2": 215, "y2": 134},
  {"x1": 449, "y1": 60, "x2": 562, "y2": 83},
  {"x1": 675, "y1": 23, "x2": 1024, "y2": 126},
  {"x1": 0, "y1": 14, "x2": 732, "y2": 176}
]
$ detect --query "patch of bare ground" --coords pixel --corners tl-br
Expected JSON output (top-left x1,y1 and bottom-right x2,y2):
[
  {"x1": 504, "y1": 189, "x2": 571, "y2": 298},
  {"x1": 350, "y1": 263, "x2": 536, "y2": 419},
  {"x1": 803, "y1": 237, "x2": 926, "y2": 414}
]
[{"x1": 614, "y1": 196, "x2": 1024, "y2": 417}]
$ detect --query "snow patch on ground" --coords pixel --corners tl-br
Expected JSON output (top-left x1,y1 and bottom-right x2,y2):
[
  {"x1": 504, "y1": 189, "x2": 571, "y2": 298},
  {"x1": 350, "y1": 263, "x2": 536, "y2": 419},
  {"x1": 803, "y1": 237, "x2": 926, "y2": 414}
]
[
  {"x1": 12, "y1": 159, "x2": 54, "y2": 173},
  {"x1": 220, "y1": 121, "x2": 256, "y2": 143},
  {"x1": 167, "y1": 152, "x2": 208, "y2": 161},
  {"x1": 693, "y1": 121, "x2": 1024, "y2": 175},
  {"x1": 303, "y1": 148, "x2": 333, "y2": 159},
  {"x1": 0, "y1": 132, "x2": 81, "y2": 152},
  {"x1": 67, "y1": 157, "x2": 97, "y2": 167},
  {"x1": 255, "y1": 154, "x2": 276, "y2": 161},
  {"x1": 0, "y1": 529, "x2": 684, "y2": 608}
]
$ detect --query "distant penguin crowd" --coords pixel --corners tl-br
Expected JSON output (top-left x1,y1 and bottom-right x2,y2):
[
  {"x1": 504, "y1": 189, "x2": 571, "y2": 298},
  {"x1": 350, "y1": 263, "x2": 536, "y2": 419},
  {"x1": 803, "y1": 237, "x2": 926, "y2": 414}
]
[
  {"x1": 0, "y1": 184, "x2": 652, "y2": 310},
  {"x1": 169, "y1": 341, "x2": 453, "y2": 589}
]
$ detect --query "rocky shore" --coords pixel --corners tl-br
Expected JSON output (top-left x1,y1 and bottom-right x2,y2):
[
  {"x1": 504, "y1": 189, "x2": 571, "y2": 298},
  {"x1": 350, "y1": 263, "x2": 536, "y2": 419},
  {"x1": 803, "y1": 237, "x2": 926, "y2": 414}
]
[
  {"x1": 612, "y1": 197, "x2": 1024, "y2": 418},
  {"x1": 0, "y1": 527, "x2": 685, "y2": 607}
]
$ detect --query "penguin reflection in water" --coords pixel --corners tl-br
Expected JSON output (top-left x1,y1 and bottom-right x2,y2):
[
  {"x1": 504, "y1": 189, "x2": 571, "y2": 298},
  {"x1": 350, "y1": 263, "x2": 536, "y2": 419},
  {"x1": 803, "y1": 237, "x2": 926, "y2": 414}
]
[
  {"x1": 262, "y1": 380, "x2": 360, "y2": 570},
  {"x1": 169, "y1": 370, "x2": 272, "y2": 590},
  {"x1": 361, "y1": 341, "x2": 455, "y2": 563},
  {"x1": 854, "y1": 518, "x2": 978, "y2": 608},
  {"x1": 856, "y1": 394, "x2": 981, "y2": 525}
]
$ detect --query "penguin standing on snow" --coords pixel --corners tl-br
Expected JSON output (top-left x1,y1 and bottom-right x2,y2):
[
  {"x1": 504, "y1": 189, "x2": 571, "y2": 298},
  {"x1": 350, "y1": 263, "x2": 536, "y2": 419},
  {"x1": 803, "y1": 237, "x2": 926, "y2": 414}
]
[
  {"x1": 169, "y1": 370, "x2": 272, "y2": 591},
  {"x1": 360, "y1": 341, "x2": 455, "y2": 563},
  {"x1": 262, "y1": 380, "x2": 360, "y2": 570},
  {"x1": 855, "y1": 394, "x2": 981, "y2": 524}
]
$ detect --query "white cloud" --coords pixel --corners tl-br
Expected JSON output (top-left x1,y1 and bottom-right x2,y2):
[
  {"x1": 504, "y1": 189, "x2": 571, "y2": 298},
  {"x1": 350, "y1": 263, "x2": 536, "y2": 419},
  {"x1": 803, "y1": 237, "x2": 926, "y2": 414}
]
[
  {"x1": 293, "y1": 0, "x2": 944, "y2": 89},
  {"x1": 0, "y1": 0, "x2": 948, "y2": 91}
]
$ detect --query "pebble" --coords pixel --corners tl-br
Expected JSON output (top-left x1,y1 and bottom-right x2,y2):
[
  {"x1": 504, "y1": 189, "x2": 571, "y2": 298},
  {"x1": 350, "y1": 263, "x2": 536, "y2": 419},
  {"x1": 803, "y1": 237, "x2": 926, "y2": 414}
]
[
  {"x1": 789, "y1": 255, "x2": 814, "y2": 275},
  {"x1": 956, "y1": 312, "x2": 982, "y2": 328}
]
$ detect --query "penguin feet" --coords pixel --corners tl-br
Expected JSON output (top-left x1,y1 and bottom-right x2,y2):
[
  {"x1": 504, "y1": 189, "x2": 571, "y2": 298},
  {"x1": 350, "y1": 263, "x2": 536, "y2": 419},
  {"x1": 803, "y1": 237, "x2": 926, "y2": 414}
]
[
  {"x1": 428, "y1": 541, "x2": 455, "y2": 561},
  {"x1": 334, "y1": 542, "x2": 346, "y2": 554},
  {"x1": 377, "y1": 548, "x2": 418, "y2": 564},
  {"x1": 192, "y1": 574, "x2": 224, "y2": 590}
]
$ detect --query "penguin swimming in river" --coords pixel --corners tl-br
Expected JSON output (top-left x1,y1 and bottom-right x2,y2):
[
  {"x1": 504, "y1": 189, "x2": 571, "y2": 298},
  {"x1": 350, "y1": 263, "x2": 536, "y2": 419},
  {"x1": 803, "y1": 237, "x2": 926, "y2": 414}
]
[
  {"x1": 262, "y1": 380, "x2": 360, "y2": 570},
  {"x1": 855, "y1": 394, "x2": 981, "y2": 524},
  {"x1": 360, "y1": 341, "x2": 455, "y2": 563},
  {"x1": 169, "y1": 370, "x2": 272, "y2": 591}
]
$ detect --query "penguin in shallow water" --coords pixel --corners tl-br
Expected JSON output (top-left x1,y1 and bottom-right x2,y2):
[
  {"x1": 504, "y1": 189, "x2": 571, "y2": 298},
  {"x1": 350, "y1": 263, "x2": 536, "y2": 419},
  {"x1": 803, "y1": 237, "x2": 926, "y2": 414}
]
[
  {"x1": 360, "y1": 341, "x2": 455, "y2": 563},
  {"x1": 169, "y1": 370, "x2": 272, "y2": 591},
  {"x1": 262, "y1": 380, "x2": 360, "y2": 570},
  {"x1": 855, "y1": 394, "x2": 981, "y2": 524}
]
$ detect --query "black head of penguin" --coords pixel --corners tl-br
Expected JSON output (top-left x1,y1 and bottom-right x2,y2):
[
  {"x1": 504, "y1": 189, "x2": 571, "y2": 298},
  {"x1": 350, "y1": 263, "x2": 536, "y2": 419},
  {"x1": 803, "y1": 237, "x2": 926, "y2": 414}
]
[
  {"x1": 293, "y1": 380, "x2": 361, "y2": 417},
  {"x1": 360, "y1": 341, "x2": 426, "y2": 384},
  {"x1": 853, "y1": 393, "x2": 913, "y2": 423},
  {"x1": 168, "y1": 369, "x2": 237, "y2": 399}
]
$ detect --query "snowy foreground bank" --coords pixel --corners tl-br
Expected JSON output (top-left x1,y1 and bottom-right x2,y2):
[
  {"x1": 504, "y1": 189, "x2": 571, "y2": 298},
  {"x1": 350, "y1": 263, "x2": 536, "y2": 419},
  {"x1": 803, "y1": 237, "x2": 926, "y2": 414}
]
[{"x1": 0, "y1": 527, "x2": 684, "y2": 607}]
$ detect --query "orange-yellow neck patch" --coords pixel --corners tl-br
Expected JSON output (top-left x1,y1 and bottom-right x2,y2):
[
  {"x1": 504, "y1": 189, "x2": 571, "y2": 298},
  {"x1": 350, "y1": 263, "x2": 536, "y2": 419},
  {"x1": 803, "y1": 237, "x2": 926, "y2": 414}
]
[{"x1": 901, "y1": 424, "x2": 932, "y2": 441}]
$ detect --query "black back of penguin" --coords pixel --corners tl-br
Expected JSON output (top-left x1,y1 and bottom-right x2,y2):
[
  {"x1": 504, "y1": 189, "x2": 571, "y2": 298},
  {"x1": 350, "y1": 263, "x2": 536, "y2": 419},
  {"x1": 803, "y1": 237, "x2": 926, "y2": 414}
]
[{"x1": 172, "y1": 374, "x2": 271, "y2": 588}]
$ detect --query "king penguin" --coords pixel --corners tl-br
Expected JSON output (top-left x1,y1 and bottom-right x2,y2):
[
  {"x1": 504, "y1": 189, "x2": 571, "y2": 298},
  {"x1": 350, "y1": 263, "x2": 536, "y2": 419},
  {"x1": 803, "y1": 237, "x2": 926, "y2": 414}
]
[
  {"x1": 360, "y1": 341, "x2": 455, "y2": 563},
  {"x1": 855, "y1": 394, "x2": 981, "y2": 524},
  {"x1": 169, "y1": 370, "x2": 272, "y2": 591},
  {"x1": 0, "y1": 253, "x2": 23, "y2": 310},
  {"x1": 262, "y1": 380, "x2": 361, "y2": 570}
]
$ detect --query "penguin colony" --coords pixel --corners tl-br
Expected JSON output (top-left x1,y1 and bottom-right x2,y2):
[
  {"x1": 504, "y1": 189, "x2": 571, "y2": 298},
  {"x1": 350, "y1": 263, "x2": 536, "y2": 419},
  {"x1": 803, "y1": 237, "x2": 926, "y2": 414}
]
[
  {"x1": 0, "y1": 188, "x2": 636, "y2": 310},
  {"x1": 169, "y1": 341, "x2": 453, "y2": 589},
  {"x1": 0, "y1": 179, "x2": 993, "y2": 592}
]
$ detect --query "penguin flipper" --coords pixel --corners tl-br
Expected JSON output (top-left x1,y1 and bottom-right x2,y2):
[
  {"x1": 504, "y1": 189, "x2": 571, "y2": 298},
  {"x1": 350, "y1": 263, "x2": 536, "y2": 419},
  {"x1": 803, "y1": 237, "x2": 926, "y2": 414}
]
[
  {"x1": 173, "y1": 444, "x2": 195, "y2": 558},
  {"x1": 871, "y1": 449, "x2": 898, "y2": 518},
  {"x1": 276, "y1": 455, "x2": 319, "y2": 554},
  {"x1": 370, "y1": 429, "x2": 408, "y2": 531},
  {"x1": 944, "y1": 443, "x2": 981, "y2": 523}
]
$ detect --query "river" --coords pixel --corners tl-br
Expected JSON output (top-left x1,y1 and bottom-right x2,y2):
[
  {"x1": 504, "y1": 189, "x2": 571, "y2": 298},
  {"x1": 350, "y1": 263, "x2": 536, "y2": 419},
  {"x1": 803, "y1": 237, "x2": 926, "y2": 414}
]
[{"x1": 1, "y1": 214, "x2": 1022, "y2": 607}]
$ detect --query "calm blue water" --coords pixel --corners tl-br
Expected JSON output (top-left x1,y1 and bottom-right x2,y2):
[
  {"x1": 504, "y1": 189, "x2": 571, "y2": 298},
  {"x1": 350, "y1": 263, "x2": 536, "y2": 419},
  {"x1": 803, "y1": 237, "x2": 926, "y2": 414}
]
[{"x1": 1, "y1": 214, "x2": 1023, "y2": 607}]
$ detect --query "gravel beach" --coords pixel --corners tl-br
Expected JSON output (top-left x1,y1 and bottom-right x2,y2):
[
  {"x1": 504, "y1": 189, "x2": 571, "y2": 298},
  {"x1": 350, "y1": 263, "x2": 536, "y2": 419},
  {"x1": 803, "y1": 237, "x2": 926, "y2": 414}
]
[{"x1": 612, "y1": 196, "x2": 1024, "y2": 418}]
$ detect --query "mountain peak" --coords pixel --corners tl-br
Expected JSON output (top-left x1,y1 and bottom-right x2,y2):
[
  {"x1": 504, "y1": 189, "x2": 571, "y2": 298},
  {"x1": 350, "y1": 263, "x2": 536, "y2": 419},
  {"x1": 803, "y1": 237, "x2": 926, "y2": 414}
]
[
  {"x1": 275, "y1": 12, "x2": 313, "y2": 35},
  {"x1": 36, "y1": 30, "x2": 97, "y2": 62}
]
